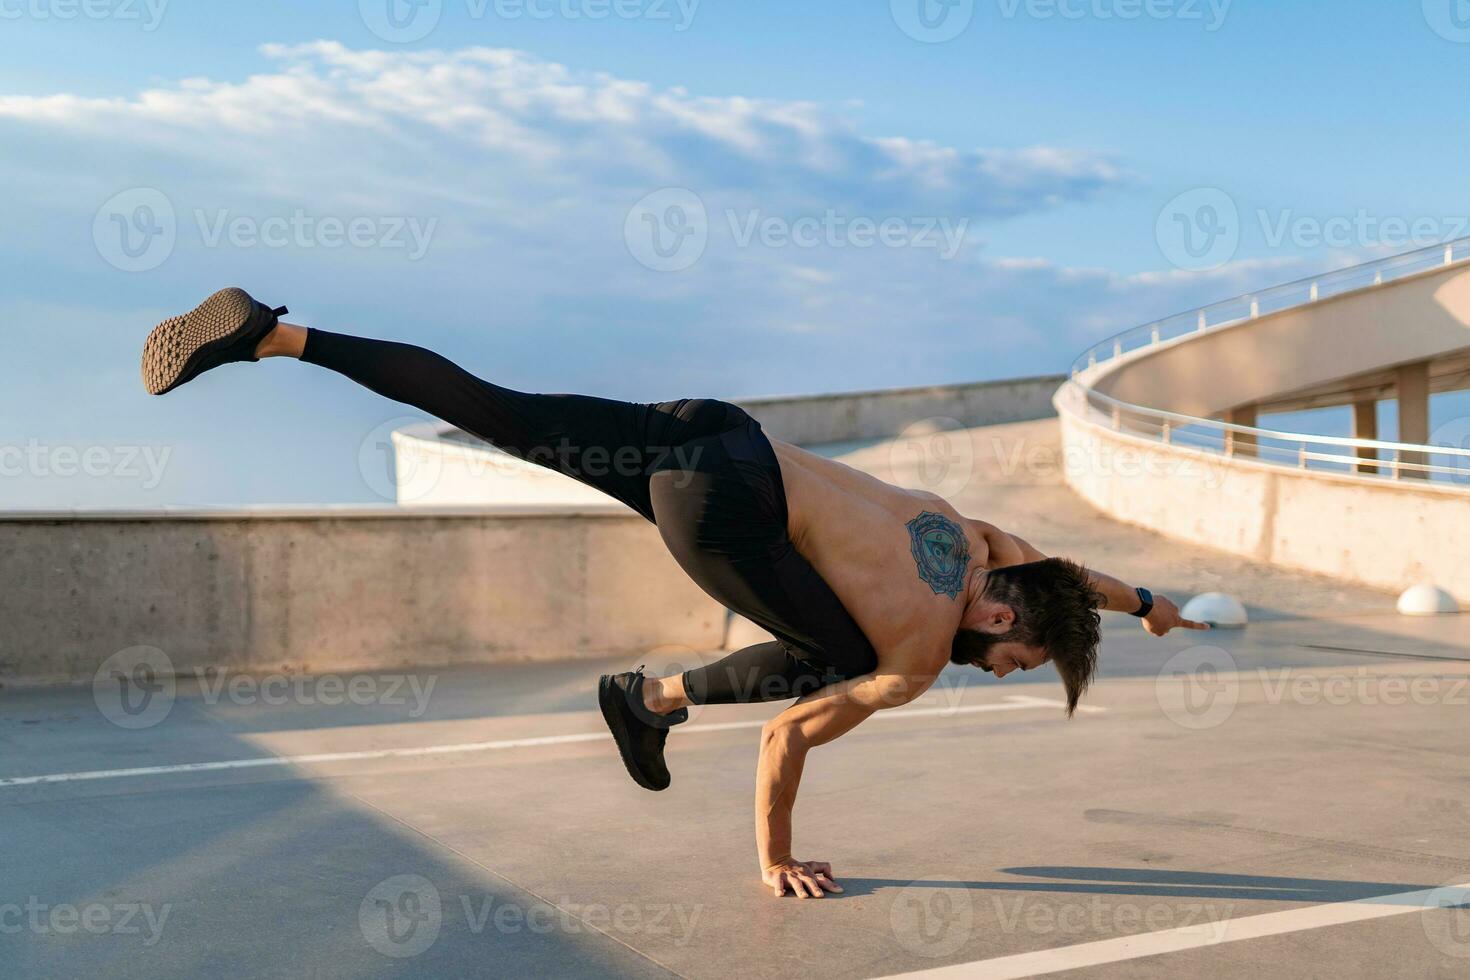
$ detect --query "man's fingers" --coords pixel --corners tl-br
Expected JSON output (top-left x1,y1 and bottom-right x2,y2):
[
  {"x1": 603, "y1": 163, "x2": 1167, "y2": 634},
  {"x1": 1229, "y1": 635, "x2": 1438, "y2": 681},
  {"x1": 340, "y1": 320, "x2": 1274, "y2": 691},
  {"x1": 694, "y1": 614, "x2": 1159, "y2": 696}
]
[
  {"x1": 1183, "y1": 619, "x2": 1211, "y2": 630},
  {"x1": 803, "y1": 862, "x2": 843, "y2": 893},
  {"x1": 772, "y1": 874, "x2": 786, "y2": 898},
  {"x1": 798, "y1": 873, "x2": 825, "y2": 898}
]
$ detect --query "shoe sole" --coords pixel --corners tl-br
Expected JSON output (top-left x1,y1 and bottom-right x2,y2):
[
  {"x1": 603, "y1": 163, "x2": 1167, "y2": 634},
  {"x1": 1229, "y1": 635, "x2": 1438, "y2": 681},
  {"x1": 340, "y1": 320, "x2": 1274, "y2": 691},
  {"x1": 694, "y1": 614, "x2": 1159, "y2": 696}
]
[
  {"x1": 140, "y1": 287, "x2": 257, "y2": 396},
  {"x1": 598, "y1": 675, "x2": 666, "y2": 792}
]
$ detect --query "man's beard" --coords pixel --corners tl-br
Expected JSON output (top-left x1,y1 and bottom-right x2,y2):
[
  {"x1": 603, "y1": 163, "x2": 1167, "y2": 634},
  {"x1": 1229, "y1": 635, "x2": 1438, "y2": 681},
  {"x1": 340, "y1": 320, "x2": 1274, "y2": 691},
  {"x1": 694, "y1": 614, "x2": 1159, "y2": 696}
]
[{"x1": 951, "y1": 628, "x2": 1015, "y2": 670}]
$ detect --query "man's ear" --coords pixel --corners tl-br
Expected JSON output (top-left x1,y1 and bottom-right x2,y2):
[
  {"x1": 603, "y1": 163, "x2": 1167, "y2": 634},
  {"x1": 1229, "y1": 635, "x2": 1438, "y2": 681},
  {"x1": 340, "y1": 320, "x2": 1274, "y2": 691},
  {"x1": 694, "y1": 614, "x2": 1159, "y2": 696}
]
[{"x1": 990, "y1": 606, "x2": 1015, "y2": 629}]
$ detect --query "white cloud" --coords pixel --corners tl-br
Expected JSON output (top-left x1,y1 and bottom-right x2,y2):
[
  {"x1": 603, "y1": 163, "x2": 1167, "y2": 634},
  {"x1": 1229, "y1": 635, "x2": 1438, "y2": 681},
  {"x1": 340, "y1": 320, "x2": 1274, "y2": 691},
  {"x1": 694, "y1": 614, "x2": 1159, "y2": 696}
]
[{"x1": 0, "y1": 41, "x2": 1126, "y2": 219}]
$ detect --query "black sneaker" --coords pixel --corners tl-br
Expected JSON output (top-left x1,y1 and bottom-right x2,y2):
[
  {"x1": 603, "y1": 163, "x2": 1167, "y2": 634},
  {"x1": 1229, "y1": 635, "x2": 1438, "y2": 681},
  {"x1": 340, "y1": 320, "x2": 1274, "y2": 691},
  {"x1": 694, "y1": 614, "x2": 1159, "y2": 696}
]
[
  {"x1": 598, "y1": 666, "x2": 688, "y2": 792},
  {"x1": 141, "y1": 287, "x2": 288, "y2": 395}
]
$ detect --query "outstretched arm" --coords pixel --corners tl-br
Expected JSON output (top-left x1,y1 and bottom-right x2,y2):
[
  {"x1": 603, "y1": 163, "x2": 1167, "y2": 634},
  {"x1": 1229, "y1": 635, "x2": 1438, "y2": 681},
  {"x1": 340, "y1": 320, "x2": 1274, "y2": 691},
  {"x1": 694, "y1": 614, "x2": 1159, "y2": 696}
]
[
  {"x1": 996, "y1": 530, "x2": 1208, "y2": 637},
  {"x1": 756, "y1": 665, "x2": 936, "y2": 898}
]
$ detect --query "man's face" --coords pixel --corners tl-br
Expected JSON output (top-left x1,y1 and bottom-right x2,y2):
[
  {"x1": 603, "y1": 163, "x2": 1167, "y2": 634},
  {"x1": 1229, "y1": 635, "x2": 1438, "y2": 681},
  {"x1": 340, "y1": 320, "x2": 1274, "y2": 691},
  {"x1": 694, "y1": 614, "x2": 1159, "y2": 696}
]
[{"x1": 973, "y1": 639, "x2": 1049, "y2": 679}]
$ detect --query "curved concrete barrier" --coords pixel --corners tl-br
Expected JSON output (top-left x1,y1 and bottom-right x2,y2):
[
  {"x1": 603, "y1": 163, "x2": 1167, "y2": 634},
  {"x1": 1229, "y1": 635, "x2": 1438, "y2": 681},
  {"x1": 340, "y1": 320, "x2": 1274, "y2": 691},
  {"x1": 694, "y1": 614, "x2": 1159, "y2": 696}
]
[{"x1": 1057, "y1": 245, "x2": 1470, "y2": 605}]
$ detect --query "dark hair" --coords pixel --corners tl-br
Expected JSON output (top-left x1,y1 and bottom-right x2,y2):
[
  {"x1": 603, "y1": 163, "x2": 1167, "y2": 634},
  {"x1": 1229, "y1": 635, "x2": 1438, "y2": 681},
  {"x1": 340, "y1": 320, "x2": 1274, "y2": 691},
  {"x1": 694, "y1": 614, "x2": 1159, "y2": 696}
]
[{"x1": 951, "y1": 557, "x2": 1104, "y2": 717}]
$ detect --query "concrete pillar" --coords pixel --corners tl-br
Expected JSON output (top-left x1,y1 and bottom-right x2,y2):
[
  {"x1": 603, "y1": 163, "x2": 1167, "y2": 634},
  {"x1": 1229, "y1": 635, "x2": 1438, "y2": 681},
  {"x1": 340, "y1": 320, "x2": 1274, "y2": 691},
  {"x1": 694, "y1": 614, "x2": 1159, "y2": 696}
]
[
  {"x1": 1396, "y1": 361, "x2": 1430, "y2": 479},
  {"x1": 1353, "y1": 399, "x2": 1379, "y2": 474},
  {"x1": 1226, "y1": 404, "x2": 1257, "y2": 458}
]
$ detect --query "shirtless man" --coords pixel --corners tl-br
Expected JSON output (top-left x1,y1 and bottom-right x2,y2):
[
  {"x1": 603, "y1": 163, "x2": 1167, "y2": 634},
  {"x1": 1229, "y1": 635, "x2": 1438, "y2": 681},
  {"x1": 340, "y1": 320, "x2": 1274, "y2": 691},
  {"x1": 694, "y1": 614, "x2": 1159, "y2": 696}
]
[{"x1": 140, "y1": 288, "x2": 1208, "y2": 899}]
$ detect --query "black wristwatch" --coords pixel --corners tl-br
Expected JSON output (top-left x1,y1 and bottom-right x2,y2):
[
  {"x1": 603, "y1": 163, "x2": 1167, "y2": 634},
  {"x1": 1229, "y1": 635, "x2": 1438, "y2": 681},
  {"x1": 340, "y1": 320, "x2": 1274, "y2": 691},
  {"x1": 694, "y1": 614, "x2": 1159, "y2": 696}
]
[{"x1": 1131, "y1": 587, "x2": 1154, "y2": 619}]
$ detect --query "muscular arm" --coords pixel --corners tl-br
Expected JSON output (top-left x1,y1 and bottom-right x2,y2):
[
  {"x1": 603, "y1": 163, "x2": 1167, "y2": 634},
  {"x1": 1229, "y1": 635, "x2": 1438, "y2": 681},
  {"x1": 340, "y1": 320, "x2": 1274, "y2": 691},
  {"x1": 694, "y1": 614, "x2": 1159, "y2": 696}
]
[
  {"x1": 755, "y1": 660, "x2": 937, "y2": 897},
  {"x1": 1006, "y1": 532, "x2": 1142, "y2": 612}
]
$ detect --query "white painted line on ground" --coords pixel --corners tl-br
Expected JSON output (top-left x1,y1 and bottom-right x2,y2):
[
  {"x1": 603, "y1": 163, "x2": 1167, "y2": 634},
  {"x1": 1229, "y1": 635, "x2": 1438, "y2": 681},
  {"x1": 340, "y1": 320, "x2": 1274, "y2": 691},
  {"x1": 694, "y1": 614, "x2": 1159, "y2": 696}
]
[
  {"x1": 883, "y1": 882, "x2": 1470, "y2": 980},
  {"x1": 0, "y1": 695, "x2": 1094, "y2": 788}
]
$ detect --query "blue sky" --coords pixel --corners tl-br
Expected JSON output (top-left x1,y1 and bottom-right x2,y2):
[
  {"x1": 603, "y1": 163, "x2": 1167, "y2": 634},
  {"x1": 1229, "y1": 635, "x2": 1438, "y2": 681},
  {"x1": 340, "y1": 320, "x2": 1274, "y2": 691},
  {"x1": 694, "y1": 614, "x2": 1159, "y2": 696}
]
[{"x1": 3, "y1": 0, "x2": 1469, "y2": 505}]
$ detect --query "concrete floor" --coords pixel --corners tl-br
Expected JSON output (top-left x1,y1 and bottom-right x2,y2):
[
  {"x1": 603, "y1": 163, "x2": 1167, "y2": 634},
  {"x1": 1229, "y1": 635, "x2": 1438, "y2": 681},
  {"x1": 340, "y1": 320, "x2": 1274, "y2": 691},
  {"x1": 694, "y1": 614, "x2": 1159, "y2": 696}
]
[{"x1": 3, "y1": 419, "x2": 1468, "y2": 978}]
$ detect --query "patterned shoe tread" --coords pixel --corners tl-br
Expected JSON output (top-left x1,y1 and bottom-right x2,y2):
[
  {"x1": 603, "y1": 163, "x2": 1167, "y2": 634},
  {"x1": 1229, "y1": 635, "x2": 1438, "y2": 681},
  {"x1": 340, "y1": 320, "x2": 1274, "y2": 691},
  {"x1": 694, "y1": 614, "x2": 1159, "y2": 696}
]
[{"x1": 140, "y1": 287, "x2": 255, "y2": 395}]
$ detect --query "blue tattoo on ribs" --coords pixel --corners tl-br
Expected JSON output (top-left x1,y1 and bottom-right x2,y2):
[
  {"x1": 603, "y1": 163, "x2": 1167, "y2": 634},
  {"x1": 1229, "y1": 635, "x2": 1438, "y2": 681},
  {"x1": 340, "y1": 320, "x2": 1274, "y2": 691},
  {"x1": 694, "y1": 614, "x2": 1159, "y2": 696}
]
[{"x1": 906, "y1": 511, "x2": 970, "y2": 599}]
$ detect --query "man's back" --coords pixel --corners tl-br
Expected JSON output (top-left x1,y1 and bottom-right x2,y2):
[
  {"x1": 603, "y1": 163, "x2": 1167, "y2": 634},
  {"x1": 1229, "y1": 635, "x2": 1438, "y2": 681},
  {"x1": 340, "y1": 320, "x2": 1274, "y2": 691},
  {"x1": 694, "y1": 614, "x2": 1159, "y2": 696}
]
[{"x1": 771, "y1": 439, "x2": 985, "y2": 667}]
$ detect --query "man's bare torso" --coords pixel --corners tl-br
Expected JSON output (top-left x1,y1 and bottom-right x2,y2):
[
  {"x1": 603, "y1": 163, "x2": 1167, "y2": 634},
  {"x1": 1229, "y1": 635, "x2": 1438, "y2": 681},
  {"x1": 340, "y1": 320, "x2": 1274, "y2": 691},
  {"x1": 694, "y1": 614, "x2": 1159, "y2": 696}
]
[{"x1": 770, "y1": 439, "x2": 992, "y2": 672}]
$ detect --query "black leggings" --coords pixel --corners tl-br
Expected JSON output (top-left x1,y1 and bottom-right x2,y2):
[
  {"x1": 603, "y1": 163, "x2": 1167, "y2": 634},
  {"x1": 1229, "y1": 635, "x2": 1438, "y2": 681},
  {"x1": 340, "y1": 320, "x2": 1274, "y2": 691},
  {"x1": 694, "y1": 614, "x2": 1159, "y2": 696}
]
[{"x1": 302, "y1": 329, "x2": 878, "y2": 704}]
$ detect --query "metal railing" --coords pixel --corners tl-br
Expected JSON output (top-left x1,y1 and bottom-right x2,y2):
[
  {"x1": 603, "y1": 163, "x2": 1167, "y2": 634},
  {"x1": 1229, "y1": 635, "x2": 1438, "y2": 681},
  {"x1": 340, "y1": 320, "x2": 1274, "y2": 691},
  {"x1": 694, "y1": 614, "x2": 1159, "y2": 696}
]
[
  {"x1": 1071, "y1": 238, "x2": 1468, "y2": 376},
  {"x1": 1065, "y1": 239, "x2": 1470, "y2": 486}
]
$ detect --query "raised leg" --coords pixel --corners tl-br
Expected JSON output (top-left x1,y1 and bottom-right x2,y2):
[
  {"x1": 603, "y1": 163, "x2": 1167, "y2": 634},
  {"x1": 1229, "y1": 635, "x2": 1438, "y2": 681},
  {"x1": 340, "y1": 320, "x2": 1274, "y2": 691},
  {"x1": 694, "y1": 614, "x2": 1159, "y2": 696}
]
[{"x1": 280, "y1": 325, "x2": 724, "y2": 521}]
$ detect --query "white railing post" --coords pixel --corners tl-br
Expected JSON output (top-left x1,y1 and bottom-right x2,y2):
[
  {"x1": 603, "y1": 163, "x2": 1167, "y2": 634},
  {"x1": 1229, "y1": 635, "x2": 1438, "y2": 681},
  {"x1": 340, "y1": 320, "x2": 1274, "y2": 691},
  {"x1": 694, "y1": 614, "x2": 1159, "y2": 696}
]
[
  {"x1": 1161, "y1": 422, "x2": 1171, "y2": 445},
  {"x1": 1150, "y1": 325, "x2": 1160, "y2": 344},
  {"x1": 1392, "y1": 451, "x2": 1401, "y2": 480},
  {"x1": 1250, "y1": 296, "x2": 1259, "y2": 318},
  {"x1": 1114, "y1": 339, "x2": 1123, "y2": 358},
  {"x1": 1298, "y1": 445, "x2": 1308, "y2": 469},
  {"x1": 1197, "y1": 311, "x2": 1207, "y2": 332},
  {"x1": 1310, "y1": 281, "x2": 1319, "y2": 302},
  {"x1": 1447, "y1": 244, "x2": 1455, "y2": 266}
]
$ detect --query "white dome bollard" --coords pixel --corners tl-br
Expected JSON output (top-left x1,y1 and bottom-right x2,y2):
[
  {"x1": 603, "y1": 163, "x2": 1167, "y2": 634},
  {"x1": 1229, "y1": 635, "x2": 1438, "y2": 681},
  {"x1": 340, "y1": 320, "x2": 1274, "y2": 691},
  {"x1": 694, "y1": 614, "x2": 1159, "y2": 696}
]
[
  {"x1": 1397, "y1": 584, "x2": 1460, "y2": 616},
  {"x1": 1181, "y1": 592, "x2": 1249, "y2": 629}
]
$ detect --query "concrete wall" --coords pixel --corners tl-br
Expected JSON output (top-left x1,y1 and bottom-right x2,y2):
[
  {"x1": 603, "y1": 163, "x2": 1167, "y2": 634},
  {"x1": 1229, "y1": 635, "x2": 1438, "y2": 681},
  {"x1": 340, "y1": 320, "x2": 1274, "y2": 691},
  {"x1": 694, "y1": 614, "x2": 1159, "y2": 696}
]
[
  {"x1": 735, "y1": 375, "x2": 1065, "y2": 444},
  {"x1": 1096, "y1": 263, "x2": 1470, "y2": 416},
  {"x1": 393, "y1": 375, "x2": 1065, "y2": 507},
  {"x1": 0, "y1": 508, "x2": 725, "y2": 685},
  {"x1": 1057, "y1": 397, "x2": 1470, "y2": 602}
]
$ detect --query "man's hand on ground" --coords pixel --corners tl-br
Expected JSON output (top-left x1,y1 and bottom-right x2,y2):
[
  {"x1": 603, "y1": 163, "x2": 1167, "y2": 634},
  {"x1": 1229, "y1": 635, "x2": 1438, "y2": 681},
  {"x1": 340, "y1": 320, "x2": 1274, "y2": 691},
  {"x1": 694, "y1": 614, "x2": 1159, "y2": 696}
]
[
  {"x1": 762, "y1": 860, "x2": 844, "y2": 898},
  {"x1": 1142, "y1": 594, "x2": 1210, "y2": 637}
]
